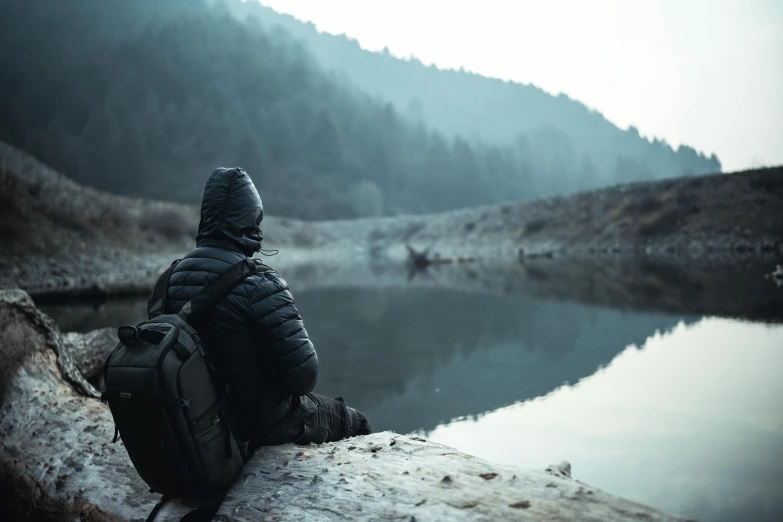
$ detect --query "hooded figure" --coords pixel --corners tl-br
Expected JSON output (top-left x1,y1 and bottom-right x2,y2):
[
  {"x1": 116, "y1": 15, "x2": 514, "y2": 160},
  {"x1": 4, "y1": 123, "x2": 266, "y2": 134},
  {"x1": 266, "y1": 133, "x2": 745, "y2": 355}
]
[
  {"x1": 148, "y1": 167, "x2": 371, "y2": 449},
  {"x1": 196, "y1": 167, "x2": 265, "y2": 256}
]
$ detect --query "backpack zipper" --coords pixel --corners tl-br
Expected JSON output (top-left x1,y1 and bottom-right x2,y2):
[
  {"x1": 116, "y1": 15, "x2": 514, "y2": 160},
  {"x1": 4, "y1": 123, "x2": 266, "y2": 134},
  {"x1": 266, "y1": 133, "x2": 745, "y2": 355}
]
[
  {"x1": 191, "y1": 400, "x2": 220, "y2": 425},
  {"x1": 194, "y1": 415, "x2": 221, "y2": 438},
  {"x1": 192, "y1": 334, "x2": 206, "y2": 357}
]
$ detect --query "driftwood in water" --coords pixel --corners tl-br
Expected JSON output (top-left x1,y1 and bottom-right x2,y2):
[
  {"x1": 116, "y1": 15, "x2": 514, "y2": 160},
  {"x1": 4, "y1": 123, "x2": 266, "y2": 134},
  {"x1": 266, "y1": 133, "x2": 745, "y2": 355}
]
[
  {"x1": 0, "y1": 289, "x2": 684, "y2": 521},
  {"x1": 405, "y1": 244, "x2": 476, "y2": 276},
  {"x1": 405, "y1": 244, "x2": 432, "y2": 271}
]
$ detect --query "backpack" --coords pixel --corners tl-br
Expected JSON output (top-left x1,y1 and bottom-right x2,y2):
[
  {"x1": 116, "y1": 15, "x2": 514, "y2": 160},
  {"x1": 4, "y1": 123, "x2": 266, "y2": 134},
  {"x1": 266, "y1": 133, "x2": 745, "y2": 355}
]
[{"x1": 101, "y1": 257, "x2": 269, "y2": 518}]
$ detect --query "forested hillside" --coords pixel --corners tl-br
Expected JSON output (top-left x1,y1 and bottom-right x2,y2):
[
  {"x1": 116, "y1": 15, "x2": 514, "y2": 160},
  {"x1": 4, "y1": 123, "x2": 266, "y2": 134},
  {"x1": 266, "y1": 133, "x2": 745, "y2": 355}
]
[
  {"x1": 0, "y1": 0, "x2": 719, "y2": 220},
  {"x1": 227, "y1": 2, "x2": 721, "y2": 183}
]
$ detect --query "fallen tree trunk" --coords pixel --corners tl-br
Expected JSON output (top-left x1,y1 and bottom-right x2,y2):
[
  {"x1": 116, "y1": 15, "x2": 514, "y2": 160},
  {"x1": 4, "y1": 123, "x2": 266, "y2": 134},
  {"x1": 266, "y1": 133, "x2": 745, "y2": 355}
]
[{"x1": 0, "y1": 289, "x2": 685, "y2": 521}]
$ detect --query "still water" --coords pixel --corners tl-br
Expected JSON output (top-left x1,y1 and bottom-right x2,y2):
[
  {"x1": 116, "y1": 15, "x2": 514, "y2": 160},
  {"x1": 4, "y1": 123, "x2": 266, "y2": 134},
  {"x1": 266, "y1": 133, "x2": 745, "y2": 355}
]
[{"x1": 40, "y1": 282, "x2": 783, "y2": 522}]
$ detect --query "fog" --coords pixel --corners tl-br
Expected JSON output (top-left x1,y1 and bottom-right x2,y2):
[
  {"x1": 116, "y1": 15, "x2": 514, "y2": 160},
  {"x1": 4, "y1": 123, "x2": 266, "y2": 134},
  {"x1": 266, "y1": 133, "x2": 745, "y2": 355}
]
[
  {"x1": 0, "y1": 0, "x2": 720, "y2": 221},
  {"x1": 259, "y1": 0, "x2": 783, "y2": 172}
]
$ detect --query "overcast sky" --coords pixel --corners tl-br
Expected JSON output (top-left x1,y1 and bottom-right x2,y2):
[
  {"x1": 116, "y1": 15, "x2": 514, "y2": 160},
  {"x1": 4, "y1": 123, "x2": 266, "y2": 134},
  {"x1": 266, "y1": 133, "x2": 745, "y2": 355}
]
[{"x1": 258, "y1": 0, "x2": 782, "y2": 172}]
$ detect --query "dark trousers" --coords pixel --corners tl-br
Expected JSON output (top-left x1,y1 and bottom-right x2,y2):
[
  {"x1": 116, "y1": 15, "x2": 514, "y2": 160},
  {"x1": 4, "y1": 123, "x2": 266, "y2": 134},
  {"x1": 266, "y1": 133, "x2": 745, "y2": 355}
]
[{"x1": 259, "y1": 393, "x2": 371, "y2": 446}]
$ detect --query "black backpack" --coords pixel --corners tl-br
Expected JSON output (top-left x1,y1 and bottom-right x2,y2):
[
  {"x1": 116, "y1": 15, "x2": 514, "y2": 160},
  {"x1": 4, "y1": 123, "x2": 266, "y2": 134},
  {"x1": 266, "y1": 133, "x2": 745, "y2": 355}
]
[{"x1": 102, "y1": 258, "x2": 269, "y2": 519}]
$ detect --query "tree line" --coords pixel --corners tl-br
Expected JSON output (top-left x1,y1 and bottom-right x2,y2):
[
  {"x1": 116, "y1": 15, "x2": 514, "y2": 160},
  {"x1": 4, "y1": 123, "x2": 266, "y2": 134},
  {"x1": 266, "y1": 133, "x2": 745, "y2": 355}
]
[{"x1": 0, "y1": 0, "x2": 720, "y2": 220}]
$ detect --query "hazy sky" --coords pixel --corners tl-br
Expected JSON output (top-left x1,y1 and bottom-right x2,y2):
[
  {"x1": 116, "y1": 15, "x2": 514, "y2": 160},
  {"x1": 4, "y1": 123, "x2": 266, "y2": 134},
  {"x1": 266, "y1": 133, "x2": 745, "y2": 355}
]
[{"x1": 258, "y1": 0, "x2": 782, "y2": 171}]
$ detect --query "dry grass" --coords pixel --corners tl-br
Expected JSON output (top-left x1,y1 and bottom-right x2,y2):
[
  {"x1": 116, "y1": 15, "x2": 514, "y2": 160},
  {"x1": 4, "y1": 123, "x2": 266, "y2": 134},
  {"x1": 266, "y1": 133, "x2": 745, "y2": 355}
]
[
  {"x1": 500, "y1": 167, "x2": 783, "y2": 244},
  {"x1": 0, "y1": 142, "x2": 197, "y2": 257}
]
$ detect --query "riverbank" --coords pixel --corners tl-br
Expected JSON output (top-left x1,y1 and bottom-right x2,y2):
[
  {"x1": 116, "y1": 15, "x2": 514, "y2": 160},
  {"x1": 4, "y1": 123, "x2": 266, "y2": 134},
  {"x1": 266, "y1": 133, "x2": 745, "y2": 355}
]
[
  {"x1": 1, "y1": 140, "x2": 781, "y2": 302},
  {"x1": 362, "y1": 163, "x2": 783, "y2": 262}
]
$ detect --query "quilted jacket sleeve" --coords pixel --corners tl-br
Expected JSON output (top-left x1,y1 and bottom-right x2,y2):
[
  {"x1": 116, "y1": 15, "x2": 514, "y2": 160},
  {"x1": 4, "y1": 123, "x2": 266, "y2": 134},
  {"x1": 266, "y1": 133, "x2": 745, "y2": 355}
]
[{"x1": 246, "y1": 271, "x2": 319, "y2": 395}]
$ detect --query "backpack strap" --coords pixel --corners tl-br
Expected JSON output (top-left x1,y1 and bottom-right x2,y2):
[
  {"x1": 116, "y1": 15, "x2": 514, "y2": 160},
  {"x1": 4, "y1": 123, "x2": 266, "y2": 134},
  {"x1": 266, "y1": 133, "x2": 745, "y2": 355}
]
[
  {"x1": 178, "y1": 258, "x2": 270, "y2": 323},
  {"x1": 179, "y1": 490, "x2": 229, "y2": 522},
  {"x1": 144, "y1": 490, "x2": 227, "y2": 522},
  {"x1": 145, "y1": 495, "x2": 169, "y2": 522},
  {"x1": 149, "y1": 259, "x2": 182, "y2": 317}
]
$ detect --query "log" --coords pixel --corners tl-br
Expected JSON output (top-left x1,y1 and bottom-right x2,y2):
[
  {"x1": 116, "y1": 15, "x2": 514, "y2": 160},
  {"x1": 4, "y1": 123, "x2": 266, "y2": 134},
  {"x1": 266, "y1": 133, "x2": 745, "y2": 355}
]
[
  {"x1": 405, "y1": 244, "x2": 432, "y2": 271},
  {"x1": 62, "y1": 328, "x2": 116, "y2": 380},
  {"x1": 0, "y1": 289, "x2": 685, "y2": 521}
]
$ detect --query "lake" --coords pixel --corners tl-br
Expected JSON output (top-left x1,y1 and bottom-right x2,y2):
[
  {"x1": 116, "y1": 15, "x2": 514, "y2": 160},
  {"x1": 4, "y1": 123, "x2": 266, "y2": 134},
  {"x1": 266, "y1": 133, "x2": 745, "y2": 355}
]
[{"x1": 39, "y1": 261, "x2": 783, "y2": 522}]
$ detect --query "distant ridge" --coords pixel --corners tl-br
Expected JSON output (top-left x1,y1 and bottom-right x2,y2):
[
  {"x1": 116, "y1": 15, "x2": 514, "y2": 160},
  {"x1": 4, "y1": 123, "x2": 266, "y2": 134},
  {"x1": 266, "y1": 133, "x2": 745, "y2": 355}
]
[{"x1": 227, "y1": 1, "x2": 721, "y2": 185}]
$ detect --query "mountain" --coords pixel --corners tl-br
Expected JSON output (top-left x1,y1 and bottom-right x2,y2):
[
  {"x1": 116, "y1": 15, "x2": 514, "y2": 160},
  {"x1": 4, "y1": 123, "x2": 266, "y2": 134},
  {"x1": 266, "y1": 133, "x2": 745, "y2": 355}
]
[
  {"x1": 226, "y1": 1, "x2": 722, "y2": 185},
  {"x1": 0, "y1": 0, "x2": 719, "y2": 221}
]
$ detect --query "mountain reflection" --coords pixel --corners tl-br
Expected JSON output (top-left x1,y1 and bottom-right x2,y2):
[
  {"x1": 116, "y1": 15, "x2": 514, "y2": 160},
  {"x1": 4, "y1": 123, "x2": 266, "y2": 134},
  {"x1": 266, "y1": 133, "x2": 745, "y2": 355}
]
[
  {"x1": 41, "y1": 284, "x2": 693, "y2": 434},
  {"x1": 296, "y1": 287, "x2": 692, "y2": 433}
]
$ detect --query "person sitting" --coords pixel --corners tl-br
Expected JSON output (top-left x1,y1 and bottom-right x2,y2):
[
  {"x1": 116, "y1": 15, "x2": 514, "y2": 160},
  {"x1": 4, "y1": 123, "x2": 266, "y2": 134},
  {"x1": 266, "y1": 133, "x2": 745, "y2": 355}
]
[{"x1": 148, "y1": 167, "x2": 371, "y2": 451}]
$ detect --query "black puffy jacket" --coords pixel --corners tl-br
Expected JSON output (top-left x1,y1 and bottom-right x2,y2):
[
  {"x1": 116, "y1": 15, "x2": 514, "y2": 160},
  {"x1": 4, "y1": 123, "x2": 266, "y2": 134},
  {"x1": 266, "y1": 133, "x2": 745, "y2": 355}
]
[{"x1": 147, "y1": 168, "x2": 318, "y2": 444}]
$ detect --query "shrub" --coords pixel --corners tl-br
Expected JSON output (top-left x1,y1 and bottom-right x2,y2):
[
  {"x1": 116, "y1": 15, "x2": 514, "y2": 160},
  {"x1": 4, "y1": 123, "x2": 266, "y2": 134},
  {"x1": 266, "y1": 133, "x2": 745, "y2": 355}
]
[{"x1": 139, "y1": 208, "x2": 194, "y2": 241}]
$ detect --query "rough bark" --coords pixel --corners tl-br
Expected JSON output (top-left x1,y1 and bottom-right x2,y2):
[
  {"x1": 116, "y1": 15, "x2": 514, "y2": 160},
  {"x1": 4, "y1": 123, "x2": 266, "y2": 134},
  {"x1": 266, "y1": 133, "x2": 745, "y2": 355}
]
[
  {"x1": 0, "y1": 289, "x2": 686, "y2": 521},
  {"x1": 62, "y1": 328, "x2": 116, "y2": 380}
]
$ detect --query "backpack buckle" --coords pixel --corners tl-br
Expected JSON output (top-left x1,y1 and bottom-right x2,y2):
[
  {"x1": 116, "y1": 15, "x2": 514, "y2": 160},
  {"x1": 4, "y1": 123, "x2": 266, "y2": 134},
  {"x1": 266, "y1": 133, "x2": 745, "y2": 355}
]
[{"x1": 118, "y1": 325, "x2": 139, "y2": 343}]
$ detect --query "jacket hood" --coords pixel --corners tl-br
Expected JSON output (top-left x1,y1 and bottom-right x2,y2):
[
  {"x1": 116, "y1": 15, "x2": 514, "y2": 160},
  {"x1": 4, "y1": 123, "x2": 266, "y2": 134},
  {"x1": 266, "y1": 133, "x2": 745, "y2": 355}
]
[{"x1": 196, "y1": 167, "x2": 264, "y2": 256}]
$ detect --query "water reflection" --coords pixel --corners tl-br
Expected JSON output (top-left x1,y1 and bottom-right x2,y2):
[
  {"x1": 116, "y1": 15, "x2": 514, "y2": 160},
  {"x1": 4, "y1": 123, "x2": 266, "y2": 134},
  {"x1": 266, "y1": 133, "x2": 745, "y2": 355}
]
[
  {"x1": 428, "y1": 318, "x2": 783, "y2": 522},
  {"x1": 41, "y1": 287, "x2": 693, "y2": 434},
  {"x1": 295, "y1": 288, "x2": 692, "y2": 433},
  {"x1": 40, "y1": 298, "x2": 149, "y2": 333}
]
